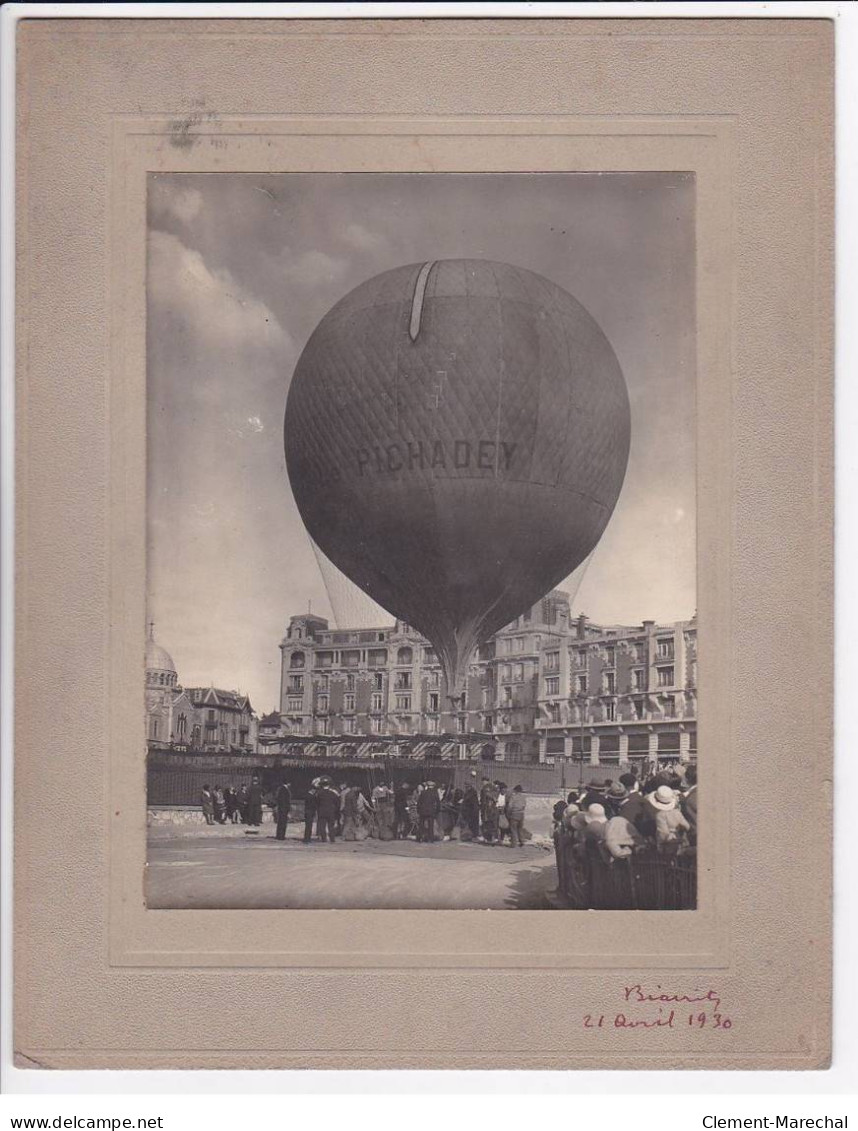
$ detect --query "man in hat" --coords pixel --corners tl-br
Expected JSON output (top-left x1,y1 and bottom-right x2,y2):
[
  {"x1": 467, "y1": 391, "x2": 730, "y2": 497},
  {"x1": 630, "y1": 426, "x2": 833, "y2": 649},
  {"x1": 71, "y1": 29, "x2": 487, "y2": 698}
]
[
  {"x1": 416, "y1": 779, "x2": 440, "y2": 842},
  {"x1": 579, "y1": 778, "x2": 608, "y2": 812},
  {"x1": 315, "y1": 777, "x2": 341, "y2": 843},
  {"x1": 246, "y1": 774, "x2": 263, "y2": 828},
  {"x1": 302, "y1": 779, "x2": 320, "y2": 844},
  {"x1": 460, "y1": 772, "x2": 480, "y2": 842},
  {"x1": 615, "y1": 771, "x2": 646, "y2": 829},
  {"x1": 275, "y1": 780, "x2": 292, "y2": 840},
  {"x1": 418, "y1": 778, "x2": 443, "y2": 841},
  {"x1": 505, "y1": 784, "x2": 527, "y2": 848},
  {"x1": 480, "y1": 778, "x2": 500, "y2": 845},
  {"x1": 393, "y1": 779, "x2": 412, "y2": 840},
  {"x1": 604, "y1": 781, "x2": 629, "y2": 818}
]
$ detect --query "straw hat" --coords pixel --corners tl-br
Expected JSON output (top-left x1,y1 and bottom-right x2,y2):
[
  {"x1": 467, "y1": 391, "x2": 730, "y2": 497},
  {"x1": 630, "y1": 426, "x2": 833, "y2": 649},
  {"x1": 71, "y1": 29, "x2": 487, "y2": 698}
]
[
  {"x1": 648, "y1": 785, "x2": 677, "y2": 811},
  {"x1": 584, "y1": 803, "x2": 607, "y2": 823}
]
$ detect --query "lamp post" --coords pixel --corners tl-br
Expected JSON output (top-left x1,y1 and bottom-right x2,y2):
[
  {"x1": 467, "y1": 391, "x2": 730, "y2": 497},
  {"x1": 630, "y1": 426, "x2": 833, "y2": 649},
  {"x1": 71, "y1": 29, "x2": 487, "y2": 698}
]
[{"x1": 576, "y1": 692, "x2": 589, "y2": 787}]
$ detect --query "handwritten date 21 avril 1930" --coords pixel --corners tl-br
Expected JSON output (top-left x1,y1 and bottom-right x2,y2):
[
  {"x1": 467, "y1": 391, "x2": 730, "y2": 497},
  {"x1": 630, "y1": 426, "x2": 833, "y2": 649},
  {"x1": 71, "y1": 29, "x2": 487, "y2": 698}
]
[{"x1": 583, "y1": 985, "x2": 733, "y2": 1031}]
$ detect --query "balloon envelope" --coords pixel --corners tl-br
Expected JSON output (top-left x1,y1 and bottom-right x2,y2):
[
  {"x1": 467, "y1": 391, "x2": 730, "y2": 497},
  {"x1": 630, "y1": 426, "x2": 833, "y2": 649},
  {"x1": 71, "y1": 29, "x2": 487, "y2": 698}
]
[{"x1": 284, "y1": 259, "x2": 630, "y2": 698}]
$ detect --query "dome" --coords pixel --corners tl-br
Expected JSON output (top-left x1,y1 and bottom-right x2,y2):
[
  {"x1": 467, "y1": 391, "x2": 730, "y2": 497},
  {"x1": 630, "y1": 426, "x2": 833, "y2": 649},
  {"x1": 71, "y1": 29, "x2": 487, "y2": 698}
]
[
  {"x1": 146, "y1": 639, "x2": 177, "y2": 675},
  {"x1": 146, "y1": 625, "x2": 178, "y2": 689}
]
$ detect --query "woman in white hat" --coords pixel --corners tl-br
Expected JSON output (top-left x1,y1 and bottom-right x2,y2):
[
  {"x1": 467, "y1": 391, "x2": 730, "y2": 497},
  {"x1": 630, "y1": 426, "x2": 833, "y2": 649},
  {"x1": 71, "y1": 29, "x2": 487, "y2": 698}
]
[
  {"x1": 646, "y1": 784, "x2": 691, "y2": 851},
  {"x1": 580, "y1": 802, "x2": 609, "y2": 849}
]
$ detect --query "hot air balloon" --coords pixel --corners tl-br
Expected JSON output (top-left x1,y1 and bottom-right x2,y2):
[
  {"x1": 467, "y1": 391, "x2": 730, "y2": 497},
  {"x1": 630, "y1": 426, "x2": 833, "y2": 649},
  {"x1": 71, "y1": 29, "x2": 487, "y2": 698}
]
[{"x1": 284, "y1": 259, "x2": 630, "y2": 704}]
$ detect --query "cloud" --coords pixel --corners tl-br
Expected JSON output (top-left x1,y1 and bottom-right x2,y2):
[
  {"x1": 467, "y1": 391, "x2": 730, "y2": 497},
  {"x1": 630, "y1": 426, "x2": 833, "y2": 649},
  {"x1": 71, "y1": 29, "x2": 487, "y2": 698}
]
[
  {"x1": 150, "y1": 182, "x2": 203, "y2": 226},
  {"x1": 148, "y1": 229, "x2": 290, "y2": 353},
  {"x1": 341, "y1": 221, "x2": 385, "y2": 252},
  {"x1": 279, "y1": 248, "x2": 348, "y2": 289}
]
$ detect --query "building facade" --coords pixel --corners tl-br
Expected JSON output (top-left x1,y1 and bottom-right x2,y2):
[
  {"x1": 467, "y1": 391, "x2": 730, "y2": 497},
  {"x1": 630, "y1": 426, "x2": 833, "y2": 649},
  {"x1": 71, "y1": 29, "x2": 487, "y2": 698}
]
[
  {"x1": 145, "y1": 627, "x2": 258, "y2": 753},
  {"x1": 271, "y1": 594, "x2": 696, "y2": 766}
]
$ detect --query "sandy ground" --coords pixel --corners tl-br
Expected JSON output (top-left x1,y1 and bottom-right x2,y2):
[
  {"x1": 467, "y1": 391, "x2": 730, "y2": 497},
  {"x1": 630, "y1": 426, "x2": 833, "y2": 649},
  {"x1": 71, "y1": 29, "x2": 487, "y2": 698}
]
[{"x1": 146, "y1": 824, "x2": 560, "y2": 910}]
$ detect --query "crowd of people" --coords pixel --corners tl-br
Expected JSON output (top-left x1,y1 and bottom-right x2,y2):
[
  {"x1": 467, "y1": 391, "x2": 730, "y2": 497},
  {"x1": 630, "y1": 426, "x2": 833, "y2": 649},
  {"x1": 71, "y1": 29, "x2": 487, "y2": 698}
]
[
  {"x1": 552, "y1": 763, "x2": 697, "y2": 860},
  {"x1": 199, "y1": 778, "x2": 264, "y2": 827},
  {"x1": 294, "y1": 772, "x2": 530, "y2": 846}
]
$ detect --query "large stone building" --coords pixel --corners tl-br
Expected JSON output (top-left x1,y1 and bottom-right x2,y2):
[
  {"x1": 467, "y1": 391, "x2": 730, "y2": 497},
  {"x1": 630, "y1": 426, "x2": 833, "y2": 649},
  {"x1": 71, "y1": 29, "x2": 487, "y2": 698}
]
[
  {"x1": 145, "y1": 626, "x2": 258, "y2": 753},
  {"x1": 269, "y1": 593, "x2": 697, "y2": 766}
]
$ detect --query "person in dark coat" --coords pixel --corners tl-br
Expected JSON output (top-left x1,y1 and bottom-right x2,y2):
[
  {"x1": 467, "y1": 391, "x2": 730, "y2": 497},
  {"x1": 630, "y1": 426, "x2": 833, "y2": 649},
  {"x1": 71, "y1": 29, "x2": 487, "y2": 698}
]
[
  {"x1": 616, "y1": 772, "x2": 647, "y2": 830},
  {"x1": 246, "y1": 775, "x2": 263, "y2": 827},
  {"x1": 460, "y1": 773, "x2": 480, "y2": 841},
  {"x1": 237, "y1": 783, "x2": 250, "y2": 825},
  {"x1": 440, "y1": 785, "x2": 462, "y2": 840},
  {"x1": 275, "y1": 781, "x2": 292, "y2": 840},
  {"x1": 315, "y1": 777, "x2": 341, "y2": 843},
  {"x1": 200, "y1": 785, "x2": 215, "y2": 825},
  {"x1": 416, "y1": 780, "x2": 440, "y2": 842},
  {"x1": 303, "y1": 780, "x2": 319, "y2": 844},
  {"x1": 681, "y1": 764, "x2": 698, "y2": 845},
  {"x1": 505, "y1": 784, "x2": 527, "y2": 848},
  {"x1": 579, "y1": 778, "x2": 608, "y2": 812},
  {"x1": 480, "y1": 778, "x2": 499, "y2": 844},
  {"x1": 393, "y1": 780, "x2": 412, "y2": 839},
  {"x1": 224, "y1": 785, "x2": 239, "y2": 823},
  {"x1": 212, "y1": 786, "x2": 227, "y2": 824},
  {"x1": 603, "y1": 782, "x2": 629, "y2": 818}
]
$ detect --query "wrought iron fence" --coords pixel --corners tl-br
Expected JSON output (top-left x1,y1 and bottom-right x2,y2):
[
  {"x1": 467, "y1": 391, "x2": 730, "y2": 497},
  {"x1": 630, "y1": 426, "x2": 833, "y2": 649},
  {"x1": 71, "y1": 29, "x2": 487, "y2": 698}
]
[{"x1": 553, "y1": 829, "x2": 696, "y2": 910}]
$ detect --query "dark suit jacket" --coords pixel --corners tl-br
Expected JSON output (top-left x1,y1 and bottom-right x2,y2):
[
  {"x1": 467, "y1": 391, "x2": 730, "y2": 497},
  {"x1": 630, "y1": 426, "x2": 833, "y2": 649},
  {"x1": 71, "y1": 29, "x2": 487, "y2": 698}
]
[
  {"x1": 416, "y1": 788, "x2": 440, "y2": 817},
  {"x1": 618, "y1": 793, "x2": 646, "y2": 827},
  {"x1": 681, "y1": 786, "x2": 698, "y2": 828},
  {"x1": 316, "y1": 787, "x2": 341, "y2": 819}
]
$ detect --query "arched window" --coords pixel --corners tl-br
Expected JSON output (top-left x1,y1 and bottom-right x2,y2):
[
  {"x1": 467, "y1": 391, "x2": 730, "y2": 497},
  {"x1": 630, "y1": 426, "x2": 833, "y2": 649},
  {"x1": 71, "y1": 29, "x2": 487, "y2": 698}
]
[
  {"x1": 397, "y1": 646, "x2": 413, "y2": 665},
  {"x1": 177, "y1": 713, "x2": 187, "y2": 738},
  {"x1": 290, "y1": 651, "x2": 305, "y2": 668}
]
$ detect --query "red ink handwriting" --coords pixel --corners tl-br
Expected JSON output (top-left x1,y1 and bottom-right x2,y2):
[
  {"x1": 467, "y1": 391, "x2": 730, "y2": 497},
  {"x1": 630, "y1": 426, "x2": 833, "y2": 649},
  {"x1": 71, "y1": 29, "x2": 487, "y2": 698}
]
[
  {"x1": 624, "y1": 983, "x2": 722, "y2": 1013},
  {"x1": 582, "y1": 985, "x2": 733, "y2": 1033}
]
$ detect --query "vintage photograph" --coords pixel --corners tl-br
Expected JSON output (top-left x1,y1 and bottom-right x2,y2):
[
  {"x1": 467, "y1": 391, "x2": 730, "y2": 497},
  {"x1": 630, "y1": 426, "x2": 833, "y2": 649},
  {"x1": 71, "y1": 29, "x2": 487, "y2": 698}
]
[{"x1": 144, "y1": 171, "x2": 697, "y2": 911}]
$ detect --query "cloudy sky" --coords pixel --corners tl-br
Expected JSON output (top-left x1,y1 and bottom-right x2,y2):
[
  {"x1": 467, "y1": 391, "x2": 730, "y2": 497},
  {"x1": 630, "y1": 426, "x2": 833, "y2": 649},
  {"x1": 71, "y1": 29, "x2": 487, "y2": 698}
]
[{"x1": 147, "y1": 172, "x2": 696, "y2": 712}]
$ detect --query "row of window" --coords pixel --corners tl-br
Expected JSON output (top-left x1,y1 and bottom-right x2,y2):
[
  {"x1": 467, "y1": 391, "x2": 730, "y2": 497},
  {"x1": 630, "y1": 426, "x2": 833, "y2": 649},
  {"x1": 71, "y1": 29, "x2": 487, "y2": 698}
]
[
  {"x1": 296, "y1": 645, "x2": 438, "y2": 670},
  {"x1": 148, "y1": 712, "x2": 249, "y2": 744},
  {"x1": 291, "y1": 638, "x2": 682, "y2": 679},
  {"x1": 563, "y1": 639, "x2": 676, "y2": 670},
  {"x1": 148, "y1": 670, "x2": 178, "y2": 687},
  {"x1": 546, "y1": 666, "x2": 676, "y2": 695},
  {"x1": 308, "y1": 715, "x2": 471, "y2": 736},
  {"x1": 495, "y1": 635, "x2": 539, "y2": 655},
  {"x1": 543, "y1": 694, "x2": 680, "y2": 724},
  {"x1": 304, "y1": 690, "x2": 456, "y2": 715}
]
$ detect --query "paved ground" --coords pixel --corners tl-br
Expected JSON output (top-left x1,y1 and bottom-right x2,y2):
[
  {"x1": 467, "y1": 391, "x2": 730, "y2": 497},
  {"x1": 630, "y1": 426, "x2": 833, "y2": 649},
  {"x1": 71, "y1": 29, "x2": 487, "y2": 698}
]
[{"x1": 146, "y1": 826, "x2": 559, "y2": 910}]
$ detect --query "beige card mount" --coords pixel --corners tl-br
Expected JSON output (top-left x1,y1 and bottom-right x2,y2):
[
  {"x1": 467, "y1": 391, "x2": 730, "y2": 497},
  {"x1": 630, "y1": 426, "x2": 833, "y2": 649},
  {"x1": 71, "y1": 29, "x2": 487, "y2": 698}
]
[{"x1": 14, "y1": 18, "x2": 832, "y2": 1069}]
